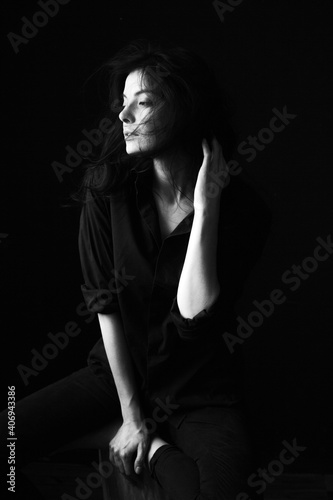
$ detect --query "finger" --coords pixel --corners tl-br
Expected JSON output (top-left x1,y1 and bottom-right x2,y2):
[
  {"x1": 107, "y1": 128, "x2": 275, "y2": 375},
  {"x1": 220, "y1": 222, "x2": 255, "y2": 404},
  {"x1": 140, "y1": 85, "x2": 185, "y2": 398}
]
[
  {"x1": 109, "y1": 444, "x2": 115, "y2": 465},
  {"x1": 122, "y1": 452, "x2": 134, "y2": 476},
  {"x1": 134, "y1": 441, "x2": 147, "y2": 474},
  {"x1": 209, "y1": 138, "x2": 229, "y2": 190},
  {"x1": 218, "y1": 149, "x2": 230, "y2": 189},
  {"x1": 109, "y1": 444, "x2": 125, "y2": 474},
  {"x1": 209, "y1": 138, "x2": 219, "y2": 172},
  {"x1": 202, "y1": 138, "x2": 212, "y2": 158},
  {"x1": 210, "y1": 136, "x2": 222, "y2": 168},
  {"x1": 212, "y1": 136, "x2": 222, "y2": 161},
  {"x1": 114, "y1": 454, "x2": 126, "y2": 475},
  {"x1": 201, "y1": 139, "x2": 213, "y2": 173},
  {"x1": 211, "y1": 137, "x2": 224, "y2": 169},
  {"x1": 220, "y1": 148, "x2": 228, "y2": 175}
]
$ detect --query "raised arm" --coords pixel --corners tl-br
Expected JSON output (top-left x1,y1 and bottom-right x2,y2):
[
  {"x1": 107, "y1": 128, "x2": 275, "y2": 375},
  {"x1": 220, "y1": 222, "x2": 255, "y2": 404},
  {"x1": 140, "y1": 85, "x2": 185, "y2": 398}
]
[
  {"x1": 177, "y1": 137, "x2": 227, "y2": 319},
  {"x1": 98, "y1": 312, "x2": 149, "y2": 476}
]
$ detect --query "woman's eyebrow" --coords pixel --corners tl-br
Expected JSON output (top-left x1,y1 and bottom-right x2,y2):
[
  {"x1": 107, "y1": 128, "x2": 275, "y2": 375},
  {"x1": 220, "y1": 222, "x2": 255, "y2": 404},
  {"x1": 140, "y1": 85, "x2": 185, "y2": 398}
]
[{"x1": 122, "y1": 90, "x2": 154, "y2": 98}]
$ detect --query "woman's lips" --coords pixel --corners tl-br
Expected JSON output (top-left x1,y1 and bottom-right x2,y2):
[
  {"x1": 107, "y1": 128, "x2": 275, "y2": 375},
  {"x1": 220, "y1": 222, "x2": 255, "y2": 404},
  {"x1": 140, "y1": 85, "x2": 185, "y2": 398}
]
[{"x1": 124, "y1": 131, "x2": 139, "y2": 140}]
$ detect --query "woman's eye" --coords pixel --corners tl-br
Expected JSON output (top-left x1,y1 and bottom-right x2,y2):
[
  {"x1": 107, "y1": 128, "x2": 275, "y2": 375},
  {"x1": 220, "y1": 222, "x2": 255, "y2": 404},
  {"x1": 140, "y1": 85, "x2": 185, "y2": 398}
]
[{"x1": 139, "y1": 101, "x2": 153, "y2": 107}]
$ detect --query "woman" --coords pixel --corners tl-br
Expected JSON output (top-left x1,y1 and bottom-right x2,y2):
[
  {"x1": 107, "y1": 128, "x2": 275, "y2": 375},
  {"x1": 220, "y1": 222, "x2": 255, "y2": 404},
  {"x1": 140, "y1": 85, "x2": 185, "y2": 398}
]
[
  {"x1": 1, "y1": 39, "x2": 270, "y2": 499},
  {"x1": 77, "y1": 39, "x2": 271, "y2": 498}
]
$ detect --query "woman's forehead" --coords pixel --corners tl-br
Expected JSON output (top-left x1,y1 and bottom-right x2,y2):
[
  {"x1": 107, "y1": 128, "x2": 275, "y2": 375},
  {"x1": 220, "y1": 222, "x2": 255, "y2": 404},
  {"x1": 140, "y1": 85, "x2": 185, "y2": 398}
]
[{"x1": 123, "y1": 69, "x2": 149, "y2": 96}]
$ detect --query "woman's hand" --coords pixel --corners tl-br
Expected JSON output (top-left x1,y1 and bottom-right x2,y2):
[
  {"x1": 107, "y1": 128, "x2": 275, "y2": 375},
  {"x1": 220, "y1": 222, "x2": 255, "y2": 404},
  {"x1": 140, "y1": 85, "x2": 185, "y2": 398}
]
[
  {"x1": 193, "y1": 136, "x2": 229, "y2": 212},
  {"x1": 109, "y1": 419, "x2": 150, "y2": 476}
]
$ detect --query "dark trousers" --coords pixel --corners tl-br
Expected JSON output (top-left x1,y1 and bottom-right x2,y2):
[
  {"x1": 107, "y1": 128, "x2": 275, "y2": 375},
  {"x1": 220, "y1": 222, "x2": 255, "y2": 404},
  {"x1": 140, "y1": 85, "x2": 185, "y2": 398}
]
[{"x1": 0, "y1": 365, "x2": 259, "y2": 499}]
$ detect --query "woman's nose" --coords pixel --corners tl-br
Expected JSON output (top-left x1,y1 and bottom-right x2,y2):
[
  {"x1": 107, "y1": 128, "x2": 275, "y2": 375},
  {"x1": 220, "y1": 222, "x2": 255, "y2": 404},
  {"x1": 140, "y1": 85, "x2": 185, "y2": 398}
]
[{"x1": 119, "y1": 105, "x2": 134, "y2": 124}]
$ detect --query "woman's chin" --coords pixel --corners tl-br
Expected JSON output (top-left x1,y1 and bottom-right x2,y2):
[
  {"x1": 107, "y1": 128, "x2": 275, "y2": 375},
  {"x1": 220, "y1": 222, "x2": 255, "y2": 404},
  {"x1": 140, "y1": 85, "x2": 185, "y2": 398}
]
[{"x1": 125, "y1": 143, "x2": 140, "y2": 154}]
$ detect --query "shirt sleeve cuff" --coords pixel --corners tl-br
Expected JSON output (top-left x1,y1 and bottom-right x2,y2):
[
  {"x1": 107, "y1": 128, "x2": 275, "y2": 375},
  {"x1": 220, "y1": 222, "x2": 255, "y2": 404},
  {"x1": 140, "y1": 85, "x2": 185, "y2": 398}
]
[
  {"x1": 169, "y1": 296, "x2": 222, "y2": 340},
  {"x1": 81, "y1": 284, "x2": 120, "y2": 315}
]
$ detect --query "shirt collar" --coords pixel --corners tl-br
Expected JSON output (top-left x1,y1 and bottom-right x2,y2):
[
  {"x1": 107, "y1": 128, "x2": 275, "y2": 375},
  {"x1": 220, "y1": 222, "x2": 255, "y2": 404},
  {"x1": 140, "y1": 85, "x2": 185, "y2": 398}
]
[{"x1": 133, "y1": 163, "x2": 194, "y2": 240}]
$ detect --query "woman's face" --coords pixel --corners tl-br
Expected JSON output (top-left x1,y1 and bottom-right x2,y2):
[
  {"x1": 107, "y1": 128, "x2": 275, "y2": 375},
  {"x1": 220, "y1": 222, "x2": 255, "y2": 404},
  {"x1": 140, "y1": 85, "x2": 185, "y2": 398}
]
[{"x1": 118, "y1": 69, "x2": 163, "y2": 154}]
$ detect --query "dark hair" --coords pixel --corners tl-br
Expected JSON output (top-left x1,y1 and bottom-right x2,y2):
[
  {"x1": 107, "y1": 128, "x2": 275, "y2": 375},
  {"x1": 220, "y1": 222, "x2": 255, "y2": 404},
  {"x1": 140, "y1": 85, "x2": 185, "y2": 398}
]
[{"x1": 74, "y1": 39, "x2": 236, "y2": 202}]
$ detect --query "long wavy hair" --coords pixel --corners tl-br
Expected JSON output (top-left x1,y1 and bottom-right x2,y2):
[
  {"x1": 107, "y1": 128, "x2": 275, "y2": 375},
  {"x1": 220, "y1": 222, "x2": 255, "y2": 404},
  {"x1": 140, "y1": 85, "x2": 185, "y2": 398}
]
[{"x1": 74, "y1": 39, "x2": 236, "y2": 202}]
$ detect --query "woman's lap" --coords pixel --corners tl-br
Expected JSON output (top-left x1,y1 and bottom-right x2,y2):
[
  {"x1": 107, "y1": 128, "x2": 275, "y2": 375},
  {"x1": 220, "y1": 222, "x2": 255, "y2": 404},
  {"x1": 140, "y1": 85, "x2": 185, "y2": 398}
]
[
  {"x1": 1, "y1": 369, "x2": 254, "y2": 499},
  {"x1": 161, "y1": 406, "x2": 254, "y2": 499}
]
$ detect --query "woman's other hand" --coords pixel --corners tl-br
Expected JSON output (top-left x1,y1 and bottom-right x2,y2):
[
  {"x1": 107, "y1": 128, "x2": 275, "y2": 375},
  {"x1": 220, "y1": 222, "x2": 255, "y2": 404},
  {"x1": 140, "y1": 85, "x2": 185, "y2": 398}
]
[{"x1": 109, "y1": 419, "x2": 150, "y2": 476}]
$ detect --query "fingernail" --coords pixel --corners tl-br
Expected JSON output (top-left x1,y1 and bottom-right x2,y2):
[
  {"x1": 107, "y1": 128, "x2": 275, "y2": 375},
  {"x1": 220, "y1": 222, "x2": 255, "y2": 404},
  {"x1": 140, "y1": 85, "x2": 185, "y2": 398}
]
[{"x1": 135, "y1": 466, "x2": 141, "y2": 474}]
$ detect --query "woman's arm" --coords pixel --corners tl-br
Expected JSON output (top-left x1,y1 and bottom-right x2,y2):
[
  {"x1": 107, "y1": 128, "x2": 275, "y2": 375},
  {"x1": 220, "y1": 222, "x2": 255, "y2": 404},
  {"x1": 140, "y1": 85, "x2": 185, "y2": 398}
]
[
  {"x1": 98, "y1": 312, "x2": 149, "y2": 475},
  {"x1": 177, "y1": 209, "x2": 220, "y2": 319},
  {"x1": 177, "y1": 137, "x2": 227, "y2": 319}
]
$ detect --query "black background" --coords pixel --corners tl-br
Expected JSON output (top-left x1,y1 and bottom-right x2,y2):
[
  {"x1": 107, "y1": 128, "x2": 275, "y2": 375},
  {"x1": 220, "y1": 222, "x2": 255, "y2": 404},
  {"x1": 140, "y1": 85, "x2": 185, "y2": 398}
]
[{"x1": 1, "y1": 0, "x2": 333, "y2": 473}]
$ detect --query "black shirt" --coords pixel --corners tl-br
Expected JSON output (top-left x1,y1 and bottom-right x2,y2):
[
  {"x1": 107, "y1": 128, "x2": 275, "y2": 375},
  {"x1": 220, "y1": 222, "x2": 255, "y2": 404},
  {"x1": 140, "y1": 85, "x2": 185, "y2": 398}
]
[{"x1": 78, "y1": 163, "x2": 271, "y2": 423}]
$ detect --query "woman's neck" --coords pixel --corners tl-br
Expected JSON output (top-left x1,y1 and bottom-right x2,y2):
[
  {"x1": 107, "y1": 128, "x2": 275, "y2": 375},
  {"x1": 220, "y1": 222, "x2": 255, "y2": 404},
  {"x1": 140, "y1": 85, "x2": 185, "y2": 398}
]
[{"x1": 152, "y1": 152, "x2": 197, "y2": 205}]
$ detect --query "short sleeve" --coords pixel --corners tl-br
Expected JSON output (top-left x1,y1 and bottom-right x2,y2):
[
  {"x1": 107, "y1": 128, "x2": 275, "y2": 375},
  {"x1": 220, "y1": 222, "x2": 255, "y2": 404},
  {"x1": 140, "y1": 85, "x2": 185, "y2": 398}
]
[
  {"x1": 78, "y1": 193, "x2": 120, "y2": 315},
  {"x1": 169, "y1": 294, "x2": 225, "y2": 340}
]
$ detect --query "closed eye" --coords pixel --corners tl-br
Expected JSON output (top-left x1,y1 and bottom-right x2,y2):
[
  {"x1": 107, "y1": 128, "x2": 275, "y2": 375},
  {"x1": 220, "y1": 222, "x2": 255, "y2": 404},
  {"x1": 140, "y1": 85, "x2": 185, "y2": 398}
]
[
  {"x1": 119, "y1": 100, "x2": 152, "y2": 108},
  {"x1": 139, "y1": 101, "x2": 153, "y2": 107}
]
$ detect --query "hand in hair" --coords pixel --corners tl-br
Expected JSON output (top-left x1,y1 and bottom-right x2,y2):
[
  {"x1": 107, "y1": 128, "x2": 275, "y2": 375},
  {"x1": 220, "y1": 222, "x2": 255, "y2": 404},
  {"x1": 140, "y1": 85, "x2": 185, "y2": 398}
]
[{"x1": 193, "y1": 136, "x2": 229, "y2": 212}]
